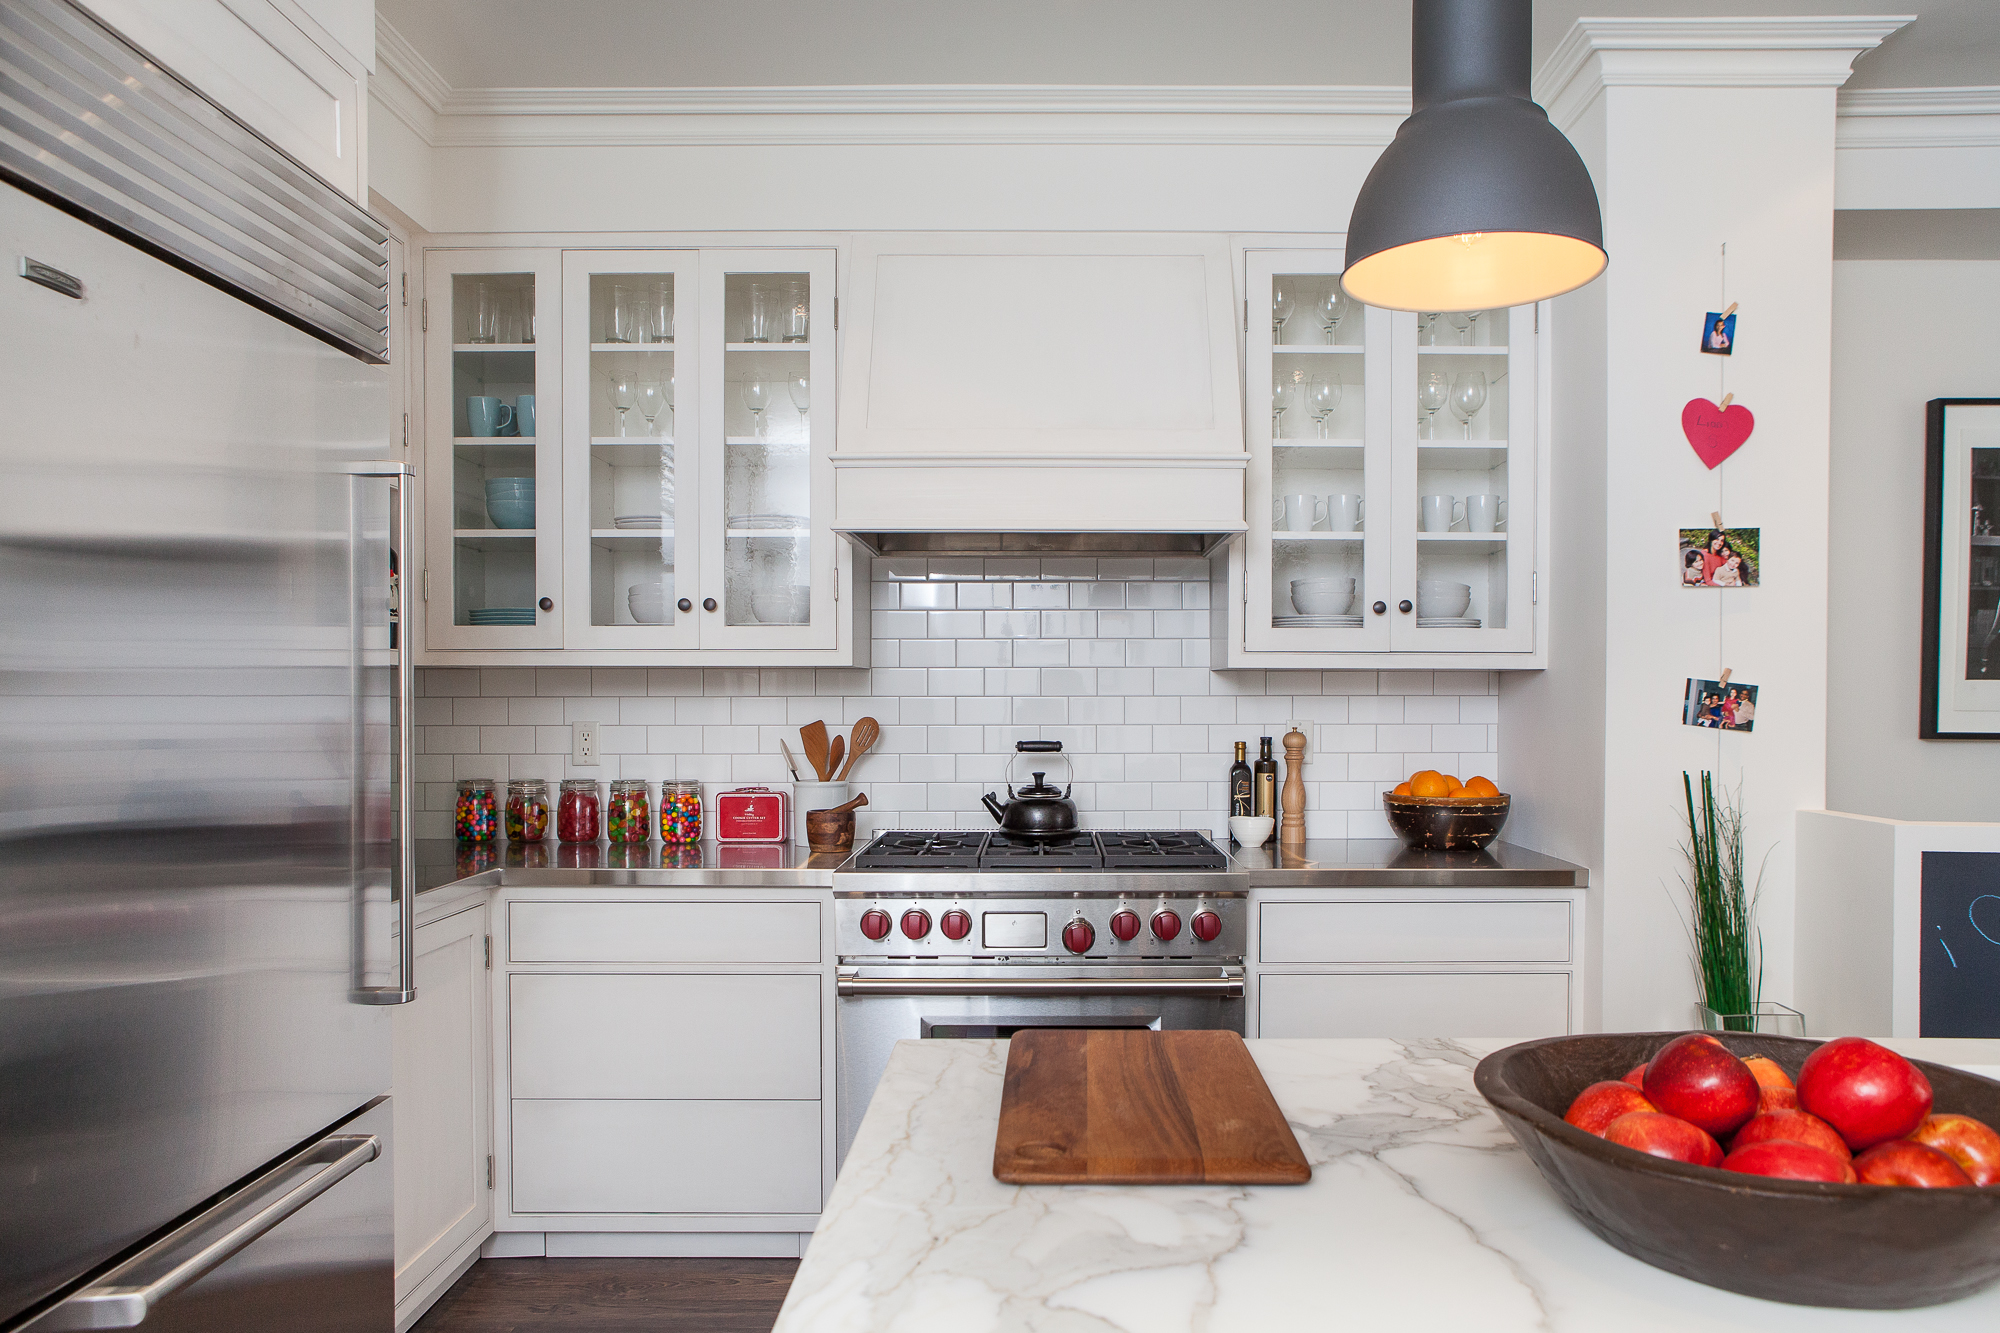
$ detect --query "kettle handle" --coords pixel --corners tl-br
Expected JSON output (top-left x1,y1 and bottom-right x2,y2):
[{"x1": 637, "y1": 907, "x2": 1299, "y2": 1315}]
[
  {"x1": 1004, "y1": 748, "x2": 1073, "y2": 794},
  {"x1": 1016, "y1": 740, "x2": 1062, "y2": 752}
]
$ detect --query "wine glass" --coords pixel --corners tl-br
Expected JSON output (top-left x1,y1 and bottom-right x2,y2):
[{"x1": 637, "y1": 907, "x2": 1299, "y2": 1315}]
[
  {"x1": 1450, "y1": 372, "x2": 1488, "y2": 440},
  {"x1": 743, "y1": 380, "x2": 771, "y2": 439},
  {"x1": 1316, "y1": 286, "x2": 1350, "y2": 343},
  {"x1": 662, "y1": 373, "x2": 676, "y2": 435},
  {"x1": 1465, "y1": 308, "x2": 1484, "y2": 345},
  {"x1": 788, "y1": 374, "x2": 810, "y2": 431},
  {"x1": 1445, "y1": 311, "x2": 1473, "y2": 345},
  {"x1": 1271, "y1": 375, "x2": 1295, "y2": 439},
  {"x1": 1272, "y1": 282, "x2": 1295, "y2": 344},
  {"x1": 1308, "y1": 377, "x2": 1342, "y2": 439},
  {"x1": 610, "y1": 372, "x2": 638, "y2": 437},
  {"x1": 608, "y1": 285, "x2": 636, "y2": 343},
  {"x1": 637, "y1": 378, "x2": 666, "y2": 437},
  {"x1": 1418, "y1": 370, "x2": 1449, "y2": 440},
  {"x1": 1416, "y1": 312, "x2": 1437, "y2": 346}
]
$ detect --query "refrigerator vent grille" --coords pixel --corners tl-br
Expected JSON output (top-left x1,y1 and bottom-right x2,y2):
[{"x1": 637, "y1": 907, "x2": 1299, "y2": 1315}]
[{"x1": 0, "y1": 0, "x2": 389, "y2": 362}]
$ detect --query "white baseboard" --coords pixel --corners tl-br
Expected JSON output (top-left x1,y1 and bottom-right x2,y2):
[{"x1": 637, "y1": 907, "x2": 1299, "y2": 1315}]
[
  {"x1": 395, "y1": 1228, "x2": 488, "y2": 1332},
  {"x1": 480, "y1": 1230, "x2": 812, "y2": 1258}
]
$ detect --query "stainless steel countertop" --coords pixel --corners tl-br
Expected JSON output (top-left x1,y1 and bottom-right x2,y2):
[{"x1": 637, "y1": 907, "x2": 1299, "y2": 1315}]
[{"x1": 417, "y1": 837, "x2": 1587, "y2": 894}]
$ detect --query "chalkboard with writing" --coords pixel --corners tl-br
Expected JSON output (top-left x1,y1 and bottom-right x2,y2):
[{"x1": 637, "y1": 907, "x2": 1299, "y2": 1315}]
[{"x1": 1921, "y1": 851, "x2": 2000, "y2": 1038}]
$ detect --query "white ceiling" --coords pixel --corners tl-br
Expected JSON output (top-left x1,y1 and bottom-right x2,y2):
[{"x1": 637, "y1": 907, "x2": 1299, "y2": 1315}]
[{"x1": 378, "y1": 0, "x2": 1998, "y2": 92}]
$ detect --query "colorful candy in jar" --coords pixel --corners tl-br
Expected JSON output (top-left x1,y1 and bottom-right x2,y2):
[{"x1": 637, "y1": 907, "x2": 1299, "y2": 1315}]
[
  {"x1": 660, "y1": 780, "x2": 703, "y2": 844},
  {"x1": 557, "y1": 778, "x2": 600, "y2": 842},
  {"x1": 455, "y1": 778, "x2": 498, "y2": 842},
  {"x1": 505, "y1": 779, "x2": 549, "y2": 842},
  {"x1": 607, "y1": 779, "x2": 650, "y2": 844}
]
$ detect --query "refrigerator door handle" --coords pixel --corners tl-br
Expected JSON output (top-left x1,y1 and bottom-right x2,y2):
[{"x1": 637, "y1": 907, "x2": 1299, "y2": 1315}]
[
  {"x1": 342, "y1": 461, "x2": 418, "y2": 1005},
  {"x1": 30, "y1": 1135, "x2": 381, "y2": 1330}
]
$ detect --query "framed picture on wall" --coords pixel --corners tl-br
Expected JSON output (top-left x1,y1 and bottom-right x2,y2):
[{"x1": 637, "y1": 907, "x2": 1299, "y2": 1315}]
[{"x1": 1921, "y1": 398, "x2": 2000, "y2": 737}]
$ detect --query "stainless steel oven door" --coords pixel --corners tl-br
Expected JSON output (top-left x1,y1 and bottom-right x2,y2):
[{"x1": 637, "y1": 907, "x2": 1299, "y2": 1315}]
[{"x1": 834, "y1": 966, "x2": 1244, "y2": 1169}]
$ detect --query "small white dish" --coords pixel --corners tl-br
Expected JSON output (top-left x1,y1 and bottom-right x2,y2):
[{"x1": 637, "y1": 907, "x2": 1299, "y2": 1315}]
[{"x1": 1228, "y1": 815, "x2": 1275, "y2": 847}]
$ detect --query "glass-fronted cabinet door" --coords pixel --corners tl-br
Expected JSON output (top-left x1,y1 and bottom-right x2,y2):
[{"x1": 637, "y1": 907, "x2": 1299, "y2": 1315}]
[
  {"x1": 424, "y1": 249, "x2": 562, "y2": 650},
  {"x1": 1245, "y1": 250, "x2": 1393, "y2": 652},
  {"x1": 1389, "y1": 303, "x2": 1536, "y2": 652},
  {"x1": 695, "y1": 249, "x2": 838, "y2": 650},
  {"x1": 560, "y1": 251, "x2": 701, "y2": 649}
]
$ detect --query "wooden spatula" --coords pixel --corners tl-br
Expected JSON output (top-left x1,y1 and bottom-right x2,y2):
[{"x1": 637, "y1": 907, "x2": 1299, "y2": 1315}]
[
  {"x1": 826, "y1": 734, "x2": 845, "y2": 784},
  {"x1": 837, "y1": 716, "x2": 879, "y2": 780},
  {"x1": 800, "y1": 720, "x2": 830, "y2": 782}
]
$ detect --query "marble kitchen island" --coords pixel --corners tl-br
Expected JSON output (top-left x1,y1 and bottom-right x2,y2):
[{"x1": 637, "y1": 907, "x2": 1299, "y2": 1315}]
[{"x1": 774, "y1": 1037, "x2": 2000, "y2": 1331}]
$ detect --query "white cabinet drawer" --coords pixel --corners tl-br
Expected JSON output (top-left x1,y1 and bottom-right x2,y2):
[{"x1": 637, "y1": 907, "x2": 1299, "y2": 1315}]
[
  {"x1": 1258, "y1": 971, "x2": 1571, "y2": 1038},
  {"x1": 1260, "y1": 900, "x2": 1571, "y2": 964},
  {"x1": 510, "y1": 974, "x2": 820, "y2": 1100},
  {"x1": 509, "y1": 901, "x2": 821, "y2": 963},
  {"x1": 512, "y1": 1099, "x2": 821, "y2": 1214}
]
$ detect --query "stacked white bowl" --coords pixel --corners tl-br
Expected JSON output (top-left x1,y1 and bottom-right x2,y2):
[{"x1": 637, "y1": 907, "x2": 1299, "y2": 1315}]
[
  {"x1": 1290, "y1": 577, "x2": 1355, "y2": 615},
  {"x1": 628, "y1": 583, "x2": 668, "y2": 624},
  {"x1": 751, "y1": 586, "x2": 811, "y2": 624},
  {"x1": 1416, "y1": 580, "x2": 1472, "y2": 618}
]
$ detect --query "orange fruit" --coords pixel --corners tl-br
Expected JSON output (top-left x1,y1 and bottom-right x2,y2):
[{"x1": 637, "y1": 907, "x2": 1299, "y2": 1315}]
[
  {"x1": 1392, "y1": 781, "x2": 1414, "y2": 796},
  {"x1": 1440, "y1": 775, "x2": 1461, "y2": 789},
  {"x1": 1409, "y1": 770, "x2": 1452, "y2": 798},
  {"x1": 1461, "y1": 775, "x2": 1500, "y2": 798},
  {"x1": 1447, "y1": 785, "x2": 1468, "y2": 797}
]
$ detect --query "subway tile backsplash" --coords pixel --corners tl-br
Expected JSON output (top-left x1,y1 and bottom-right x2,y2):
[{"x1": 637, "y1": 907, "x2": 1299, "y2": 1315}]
[{"x1": 413, "y1": 557, "x2": 1501, "y2": 841}]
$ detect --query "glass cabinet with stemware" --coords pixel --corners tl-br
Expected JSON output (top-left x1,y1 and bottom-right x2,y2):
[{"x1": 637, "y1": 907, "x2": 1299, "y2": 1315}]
[
  {"x1": 1222, "y1": 246, "x2": 1544, "y2": 666},
  {"x1": 420, "y1": 244, "x2": 859, "y2": 664}
]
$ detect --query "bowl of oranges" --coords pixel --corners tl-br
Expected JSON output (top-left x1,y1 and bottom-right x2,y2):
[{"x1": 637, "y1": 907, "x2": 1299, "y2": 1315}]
[{"x1": 1383, "y1": 768, "x2": 1509, "y2": 851}]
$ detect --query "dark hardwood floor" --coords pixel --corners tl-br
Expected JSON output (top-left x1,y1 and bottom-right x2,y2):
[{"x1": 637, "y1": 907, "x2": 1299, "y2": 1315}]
[{"x1": 411, "y1": 1257, "x2": 799, "y2": 1333}]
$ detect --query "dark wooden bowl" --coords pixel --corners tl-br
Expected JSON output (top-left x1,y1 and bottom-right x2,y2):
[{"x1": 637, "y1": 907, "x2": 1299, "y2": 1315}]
[
  {"x1": 1382, "y1": 792, "x2": 1510, "y2": 850},
  {"x1": 1475, "y1": 1032, "x2": 2000, "y2": 1308}
]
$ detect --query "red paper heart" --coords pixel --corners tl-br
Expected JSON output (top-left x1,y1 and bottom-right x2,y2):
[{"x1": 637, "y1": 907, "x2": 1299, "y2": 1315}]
[{"x1": 1682, "y1": 398, "x2": 1754, "y2": 469}]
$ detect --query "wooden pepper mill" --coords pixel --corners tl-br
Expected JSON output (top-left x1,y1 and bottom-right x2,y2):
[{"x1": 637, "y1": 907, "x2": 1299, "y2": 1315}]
[{"x1": 1280, "y1": 727, "x2": 1308, "y2": 850}]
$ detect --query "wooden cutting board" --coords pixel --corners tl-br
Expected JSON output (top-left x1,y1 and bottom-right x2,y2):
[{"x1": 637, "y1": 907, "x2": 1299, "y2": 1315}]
[{"x1": 993, "y1": 1030, "x2": 1311, "y2": 1185}]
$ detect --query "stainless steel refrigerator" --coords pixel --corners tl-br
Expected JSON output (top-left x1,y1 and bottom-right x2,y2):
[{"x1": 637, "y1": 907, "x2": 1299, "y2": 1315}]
[{"x1": 1, "y1": 2, "x2": 409, "y2": 1329}]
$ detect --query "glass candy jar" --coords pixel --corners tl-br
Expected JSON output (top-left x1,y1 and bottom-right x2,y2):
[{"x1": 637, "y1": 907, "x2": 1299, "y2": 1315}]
[
  {"x1": 455, "y1": 778, "x2": 498, "y2": 842},
  {"x1": 659, "y1": 780, "x2": 703, "y2": 844},
  {"x1": 607, "y1": 778, "x2": 651, "y2": 844},
  {"x1": 505, "y1": 778, "x2": 550, "y2": 843},
  {"x1": 557, "y1": 778, "x2": 601, "y2": 842}
]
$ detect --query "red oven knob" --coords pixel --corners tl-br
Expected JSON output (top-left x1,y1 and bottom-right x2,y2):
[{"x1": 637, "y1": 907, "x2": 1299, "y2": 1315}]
[
  {"x1": 1151, "y1": 910, "x2": 1182, "y2": 941},
  {"x1": 859, "y1": 908, "x2": 892, "y2": 940},
  {"x1": 1110, "y1": 910, "x2": 1141, "y2": 941},
  {"x1": 1062, "y1": 918, "x2": 1096, "y2": 954},
  {"x1": 901, "y1": 909, "x2": 932, "y2": 940},
  {"x1": 1191, "y1": 910, "x2": 1222, "y2": 942},
  {"x1": 939, "y1": 909, "x2": 972, "y2": 940}
]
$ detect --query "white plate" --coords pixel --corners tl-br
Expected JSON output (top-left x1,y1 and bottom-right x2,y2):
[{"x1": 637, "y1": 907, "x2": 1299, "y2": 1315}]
[
  {"x1": 727, "y1": 514, "x2": 807, "y2": 530},
  {"x1": 612, "y1": 515, "x2": 662, "y2": 529},
  {"x1": 1417, "y1": 619, "x2": 1481, "y2": 627}
]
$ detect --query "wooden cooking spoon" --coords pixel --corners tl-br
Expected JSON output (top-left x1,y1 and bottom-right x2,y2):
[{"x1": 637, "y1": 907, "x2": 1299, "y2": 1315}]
[
  {"x1": 837, "y1": 716, "x2": 880, "y2": 780},
  {"x1": 826, "y1": 734, "x2": 845, "y2": 784},
  {"x1": 800, "y1": 720, "x2": 830, "y2": 782}
]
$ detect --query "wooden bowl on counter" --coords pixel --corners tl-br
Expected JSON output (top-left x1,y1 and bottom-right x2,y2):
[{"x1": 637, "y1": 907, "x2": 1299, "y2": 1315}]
[
  {"x1": 1475, "y1": 1032, "x2": 2000, "y2": 1309},
  {"x1": 1381, "y1": 792, "x2": 1510, "y2": 850}
]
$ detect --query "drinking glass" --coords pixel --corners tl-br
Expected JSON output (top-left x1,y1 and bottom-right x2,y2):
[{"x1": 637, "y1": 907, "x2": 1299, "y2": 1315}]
[
  {"x1": 1272, "y1": 282, "x2": 1295, "y2": 343},
  {"x1": 745, "y1": 285, "x2": 775, "y2": 342},
  {"x1": 1271, "y1": 376, "x2": 1295, "y2": 439},
  {"x1": 498, "y1": 289, "x2": 523, "y2": 344},
  {"x1": 642, "y1": 282, "x2": 673, "y2": 343},
  {"x1": 1450, "y1": 372, "x2": 1488, "y2": 439},
  {"x1": 1445, "y1": 311, "x2": 1473, "y2": 345},
  {"x1": 1308, "y1": 377, "x2": 1342, "y2": 439},
  {"x1": 608, "y1": 285, "x2": 637, "y2": 343},
  {"x1": 469, "y1": 281, "x2": 498, "y2": 343},
  {"x1": 1416, "y1": 312, "x2": 1436, "y2": 346},
  {"x1": 522, "y1": 286, "x2": 537, "y2": 344},
  {"x1": 781, "y1": 283, "x2": 809, "y2": 342},
  {"x1": 637, "y1": 378, "x2": 666, "y2": 437},
  {"x1": 610, "y1": 372, "x2": 637, "y2": 437},
  {"x1": 788, "y1": 374, "x2": 810, "y2": 429},
  {"x1": 1316, "y1": 286, "x2": 1350, "y2": 343},
  {"x1": 743, "y1": 380, "x2": 771, "y2": 438},
  {"x1": 1418, "y1": 370, "x2": 1449, "y2": 439}
]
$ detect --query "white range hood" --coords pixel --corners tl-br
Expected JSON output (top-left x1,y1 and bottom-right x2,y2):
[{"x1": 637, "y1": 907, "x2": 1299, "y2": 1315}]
[{"x1": 832, "y1": 233, "x2": 1246, "y2": 556}]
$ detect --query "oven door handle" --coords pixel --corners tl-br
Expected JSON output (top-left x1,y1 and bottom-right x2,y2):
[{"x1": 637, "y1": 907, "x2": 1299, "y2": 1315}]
[{"x1": 837, "y1": 976, "x2": 1243, "y2": 998}]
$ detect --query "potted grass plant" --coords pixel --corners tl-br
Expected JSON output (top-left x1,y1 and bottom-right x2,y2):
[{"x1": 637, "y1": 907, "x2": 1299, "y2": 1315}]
[{"x1": 1678, "y1": 771, "x2": 1802, "y2": 1035}]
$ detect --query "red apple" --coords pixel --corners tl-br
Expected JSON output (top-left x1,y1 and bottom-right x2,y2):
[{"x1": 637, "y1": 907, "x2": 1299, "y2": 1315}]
[
  {"x1": 1852, "y1": 1139, "x2": 1973, "y2": 1188},
  {"x1": 1621, "y1": 1063, "x2": 1648, "y2": 1089},
  {"x1": 1565, "y1": 1081, "x2": 1657, "y2": 1135},
  {"x1": 1742, "y1": 1054, "x2": 1800, "y2": 1112},
  {"x1": 1909, "y1": 1114, "x2": 2000, "y2": 1187},
  {"x1": 1721, "y1": 1140, "x2": 1858, "y2": 1183},
  {"x1": 1643, "y1": 1033, "x2": 1761, "y2": 1136},
  {"x1": 1603, "y1": 1111, "x2": 1724, "y2": 1168},
  {"x1": 1728, "y1": 1109, "x2": 1853, "y2": 1161},
  {"x1": 1797, "y1": 1037, "x2": 1934, "y2": 1151}
]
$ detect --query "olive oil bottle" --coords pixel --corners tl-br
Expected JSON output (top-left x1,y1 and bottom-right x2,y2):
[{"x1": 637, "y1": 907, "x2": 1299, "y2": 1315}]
[
  {"x1": 1253, "y1": 736, "x2": 1277, "y2": 820},
  {"x1": 1229, "y1": 741, "x2": 1253, "y2": 819}
]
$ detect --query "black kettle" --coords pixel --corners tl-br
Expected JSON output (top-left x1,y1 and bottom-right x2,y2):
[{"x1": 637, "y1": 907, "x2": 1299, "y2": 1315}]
[{"x1": 980, "y1": 741, "x2": 1078, "y2": 840}]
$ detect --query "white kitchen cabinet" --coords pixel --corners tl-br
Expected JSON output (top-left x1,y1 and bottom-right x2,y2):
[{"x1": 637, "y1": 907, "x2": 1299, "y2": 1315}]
[
  {"x1": 391, "y1": 902, "x2": 493, "y2": 1331},
  {"x1": 512, "y1": 1100, "x2": 822, "y2": 1214},
  {"x1": 1219, "y1": 246, "x2": 1547, "y2": 667},
  {"x1": 1258, "y1": 971, "x2": 1571, "y2": 1038},
  {"x1": 419, "y1": 242, "x2": 863, "y2": 665},
  {"x1": 508, "y1": 900, "x2": 822, "y2": 964}
]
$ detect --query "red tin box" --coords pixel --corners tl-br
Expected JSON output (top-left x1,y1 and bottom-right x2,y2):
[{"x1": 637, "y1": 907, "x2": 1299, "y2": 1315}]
[{"x1": 715, "y1": 786, "x2": 790, "y2": 843}]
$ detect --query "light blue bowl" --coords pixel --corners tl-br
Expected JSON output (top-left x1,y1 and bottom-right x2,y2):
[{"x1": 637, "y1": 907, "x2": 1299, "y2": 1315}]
[{"x1": 486, "y1": 496, "x2": 536, "y2": 529}]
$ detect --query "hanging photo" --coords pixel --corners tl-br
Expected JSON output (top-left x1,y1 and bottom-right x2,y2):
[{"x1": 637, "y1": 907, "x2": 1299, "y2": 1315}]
[
  {"x1": 1920, "y1": 398, "x2": 2000, "y2": 736},
  {"x1": 1684, "y1": 679, "x2": 1758, "y2": 732},
  {"x1": 1700, "y1": 311, "x2": 1737, "y2": 355},
  {"x1": 1680, "y1": 527, "x2": 1760, "y2": 587}
]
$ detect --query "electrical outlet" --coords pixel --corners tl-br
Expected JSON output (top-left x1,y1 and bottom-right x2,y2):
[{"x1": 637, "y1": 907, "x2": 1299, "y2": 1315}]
[
  {"x1": 572, "y1": 721, "x2": 600, "y2": 766},
  {"x1": 1288, "y1": 721, "x2": 1311, "y2": 765}
]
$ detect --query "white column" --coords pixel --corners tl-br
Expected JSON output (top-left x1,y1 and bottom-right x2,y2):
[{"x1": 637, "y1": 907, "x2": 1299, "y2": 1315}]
[{"x1": 1503, "y1": 16, "x2": 1909, "y2": 1032}]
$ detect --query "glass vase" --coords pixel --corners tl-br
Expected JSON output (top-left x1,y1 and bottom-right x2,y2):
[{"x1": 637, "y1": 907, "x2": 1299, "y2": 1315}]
[{"x1": 1696, "y1": 1001, "x2": 1805, "y2": 1037}]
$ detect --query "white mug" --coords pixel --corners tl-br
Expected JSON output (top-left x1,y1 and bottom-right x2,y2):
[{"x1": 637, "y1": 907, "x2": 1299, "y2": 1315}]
[
  {"x1": 1420, "y1": 495, "x2": 1463, "y2": 533},
  {"x1": 1465, "y1": 494, "x2": 1506, "y2": 533},
  {"x1": 1325, "y1": 494, "x2": 1364, "y2": 533},
  {"x1": 1274, "y1": 494, "x2": 1322, "y2": 533}
]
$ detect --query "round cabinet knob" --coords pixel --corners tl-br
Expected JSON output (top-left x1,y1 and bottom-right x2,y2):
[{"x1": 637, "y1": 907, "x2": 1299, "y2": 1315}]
[
  {"x1": 703, "y1": 597, "x2": 718, "y2": 612},
  {"x1": 859, "y1": 908, "x2": 892, "y2": 941},
  {"x1": 1109, "y1": 909, "x2": 1141, "y2": 942},
  {"x1": 900, "y1": 909, "x2": 931, "y2": 940},
  {"x1": 1373, "y1": 600, "x2": 1387, "y2": 615},
  {"x1": 1151, "y1": 910, "x2": 1182, "y2": 942},
  {"x1": 678, "y1": 598, "x2": 692, "y2": 613},
  {"x1": 939, "y1": 909, "x2": 972, "y2": 941},
  {"x1": 1191, "y1": 910, "x2": 1223, "y2": 943},
  {"x1": 1399, "y1": 599, "x2": 1413, "y2": 614},
  {"x1": 1062, "y1": 919, "x2": 1096, "y2": 954},
  {"x1": 538, "y1": 597, "x2": 554, "y2": 612}
]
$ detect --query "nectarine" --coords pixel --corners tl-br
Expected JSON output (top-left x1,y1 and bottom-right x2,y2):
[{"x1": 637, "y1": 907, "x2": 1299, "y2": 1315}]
[
  {"x1": 1852, "y1": 1139, "x2": 1972, "y2": 1188},
  {"x1": 1643, "y1": 1033, "x2": 1760, "y2": 1136},
  {"x1": 1603, "y1": 1111, "x2": 1723, "y2": 1168},
  {"x1": 1798, "y1": 1037, "x2": 1933, "y2": 1151}
]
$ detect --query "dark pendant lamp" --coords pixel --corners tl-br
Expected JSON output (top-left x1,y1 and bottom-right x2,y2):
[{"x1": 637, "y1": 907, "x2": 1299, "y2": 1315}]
[{"x1": 1342, "y1": 0, "x2": 1605, "y2": 312}]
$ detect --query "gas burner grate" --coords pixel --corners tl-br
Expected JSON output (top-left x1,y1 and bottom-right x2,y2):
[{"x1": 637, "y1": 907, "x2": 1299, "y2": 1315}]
[
  {"x1": 979, "y1": 832, "x2": 1102, "y2": 871},
  {"x1": 850, "y1": 831, "x2": 988, "y2": 869},
  {"x1": 1096, "y1": 830, "x2": 1229, "y2": 870}
]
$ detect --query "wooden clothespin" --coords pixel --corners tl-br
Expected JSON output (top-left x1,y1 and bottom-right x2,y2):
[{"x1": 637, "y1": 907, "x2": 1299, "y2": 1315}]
[
  {"x1": 1711, "y1": 511, "x2": 1722, "y2": 530},
  {"x1": 1719, "y1": 667, "x2": 1733, "y2": 686},
  {"x1": 1718, "y1": 393, "x2": 1734, "y2": 410},
  {"x1": 1721, "y1": 302, "x2": 1738, "y2": 319}
]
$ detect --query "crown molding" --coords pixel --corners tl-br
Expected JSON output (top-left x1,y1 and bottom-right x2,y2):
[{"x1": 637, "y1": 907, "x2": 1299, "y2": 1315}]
[
  {"x1": 1836, "y1": 86, "x2": 2000, "y2": 149},
  {"x1": 370, "y1": 16, "x2": 448, "y2": 141},
  {"x1": 1535, "y1": 15, "x2": 1913, "y2": 133}
]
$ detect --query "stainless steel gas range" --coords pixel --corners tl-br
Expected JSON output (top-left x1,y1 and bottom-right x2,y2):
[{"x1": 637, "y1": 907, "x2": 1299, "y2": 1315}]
[{"x1": 832, "y1": 829, "x2": 1245, "y2": 1166}]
